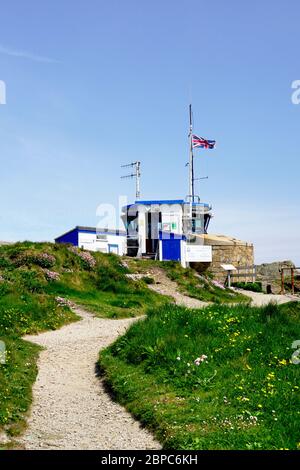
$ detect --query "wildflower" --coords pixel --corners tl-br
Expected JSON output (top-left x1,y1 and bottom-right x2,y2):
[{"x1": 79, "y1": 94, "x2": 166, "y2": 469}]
[
  {"x1": 257, "y1": 404, "x2": 263, "y2": 408},
  {"x1": 249, "y1": 415, "x2": 258, "y2": 424},
  {"x1": 194, "y1": 355, "x2": 208, "y2": 366},
  {"x1": 55, "y1": 296, "x2": 73, "y2": 307},
  {"x1": 68, "y1": 246, "x2": 96, "y2": 268},
  {"x1": 278, "y1": 359, "x2": 287, "y2": 366},
  {"x1": 44, "y1": 269, "x2": 60, "y2": 281},
  {"x1": 176, "y1": 356, "x2": 181, "y2": 361}
]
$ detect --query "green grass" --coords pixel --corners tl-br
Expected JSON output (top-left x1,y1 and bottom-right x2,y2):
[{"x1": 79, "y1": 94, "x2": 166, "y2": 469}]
[
  {"x1": 44, "y1": 253, "x2": 169, "y2": 319},
  {"x1": 0, "y1": 337, "x2": 40, "y2": 438},
  {"x1": 160, "y1": 261, "x2": 249, "y2": 304},
  {"x1": 99, "y1": 301, "x2": 300, "y2": 450},
  {"x1": 0, "y1": 241, "x2": 170, "y2": 439},
  {"x1": 0, "y1": 242, "x2": 82, "y2": 439},
  {"x1": 232, "y1": 282, "x2": 263, "y2": 293}
]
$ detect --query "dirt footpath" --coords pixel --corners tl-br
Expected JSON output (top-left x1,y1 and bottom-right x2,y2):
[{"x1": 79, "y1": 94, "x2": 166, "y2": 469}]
[
  {"x1": 19, "y1": 307, "x2": 160, "y2": 450},
  {"x1": 234, "y1": 290, "x2": 299, "y2": 306}
]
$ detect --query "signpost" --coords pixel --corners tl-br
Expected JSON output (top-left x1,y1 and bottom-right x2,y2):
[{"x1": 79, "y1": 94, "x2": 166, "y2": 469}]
[{"x1": 221, "y1": 264, "x2": 237, "y2": 288}]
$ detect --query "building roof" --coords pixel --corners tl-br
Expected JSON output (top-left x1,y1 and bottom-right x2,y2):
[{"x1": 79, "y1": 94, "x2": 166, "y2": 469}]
[
  {"x1": 55, "y1": 226, "x2": 126, "y2": 241},
  {"x1": 196, "y1": 234, "x2": 253, "y2": 246},
  {"x1": 123, "y1": 199, "x2": 211, "y2": 210}
]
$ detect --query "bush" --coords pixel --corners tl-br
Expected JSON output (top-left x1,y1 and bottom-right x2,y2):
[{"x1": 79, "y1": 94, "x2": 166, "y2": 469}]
[
  {"x1": 232, "y1": 281, "x2": 263, "y2": 293},
  {"x1": 14, "y1": 251, "x2": 56, "y2": 269},
  {"x1": 18, "y1": 269, "x2": 46, "y2": 292},
  {"x1": 67, "y1": 246, "x2": 96, "y2": 270}
]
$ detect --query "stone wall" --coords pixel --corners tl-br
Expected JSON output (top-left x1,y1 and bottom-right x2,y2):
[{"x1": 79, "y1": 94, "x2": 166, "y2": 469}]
[{"x1": 193, "y1": 234, "x2": 254, "y2": 283}]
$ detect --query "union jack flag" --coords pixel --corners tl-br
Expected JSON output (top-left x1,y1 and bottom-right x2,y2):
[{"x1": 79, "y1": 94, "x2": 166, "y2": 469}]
[{"x1": 192, "y1": 134, "x2": 216, "y2": 149}]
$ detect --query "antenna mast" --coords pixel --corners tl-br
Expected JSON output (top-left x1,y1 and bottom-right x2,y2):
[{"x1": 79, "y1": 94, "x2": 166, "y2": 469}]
[
  {"x1": 189, "y1": 104, "x2": 194, "y2": 204},
  {"x1": 121, "y1": 161, "x2": 141, "y2": 200}
]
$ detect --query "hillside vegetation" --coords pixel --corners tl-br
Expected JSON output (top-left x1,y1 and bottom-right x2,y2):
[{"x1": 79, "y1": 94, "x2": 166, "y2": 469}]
[
  {"x1": 100, "y1": 302, "x2": 300, "y2": 450},
  {"x1": 2, "y1": 240, "x2": 296, "y2": 450},
  {"x1": 0, "y1": 241, "x2": 167, "y2": 440},
  {"x1": 126, "y1": 258, "x2": 248, "y2": 304}
]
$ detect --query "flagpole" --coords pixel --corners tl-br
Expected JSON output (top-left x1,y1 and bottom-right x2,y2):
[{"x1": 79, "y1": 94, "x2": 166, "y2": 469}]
[{"x1": 188, "y1": 104, "x2": 194, "y2": 218}]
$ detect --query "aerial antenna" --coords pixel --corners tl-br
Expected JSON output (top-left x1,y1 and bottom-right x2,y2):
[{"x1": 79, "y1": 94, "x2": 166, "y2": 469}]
[{"x1": 121, "y1": 161, "x2": 141, "y2": 200}]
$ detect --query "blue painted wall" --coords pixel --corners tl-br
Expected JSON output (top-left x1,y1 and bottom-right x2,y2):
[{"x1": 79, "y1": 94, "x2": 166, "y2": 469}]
[
  {"x1": 159, "y1": 231, "x2": 183, "y2": 261},
  {"x1": 55, "y1": 228, "x2": 78, "y2": 246}
]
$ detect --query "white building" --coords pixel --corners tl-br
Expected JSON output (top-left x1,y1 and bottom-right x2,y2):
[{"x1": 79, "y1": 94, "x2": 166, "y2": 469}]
[
  {"x1": 122, "y1": 199, "x2": 213, "y2": 267},
  {"x1": 55, "y1": 226, "x2": 127, "y2": 255}
]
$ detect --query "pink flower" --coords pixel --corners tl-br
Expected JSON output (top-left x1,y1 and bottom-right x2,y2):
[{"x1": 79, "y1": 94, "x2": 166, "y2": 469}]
[
  {"x1": 55, "y1": 296, "x2": 73, "y2": 307},
  {"x1": 44, "y1": 269, "x2": 60, "y2": 281},
  {"x1": 194, "y1": 354, "x2": 208, "y2": 366},
  {"x1": 68, "y1": 246, "x2": 96, "y2": 268}
]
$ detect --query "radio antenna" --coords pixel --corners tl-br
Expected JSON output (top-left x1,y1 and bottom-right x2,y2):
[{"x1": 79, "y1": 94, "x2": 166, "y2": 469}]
[{"x1": 121, "y1": 161, "x2": 141, "y2": 200}]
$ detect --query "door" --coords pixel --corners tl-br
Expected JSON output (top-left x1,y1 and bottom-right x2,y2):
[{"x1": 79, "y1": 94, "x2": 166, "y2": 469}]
[
  {"x1": 162, "y1": 238, "x2": 181, "y2": 261},
  {"x1": 108, "y1": 244, "x2": 119, "y2": 255}
]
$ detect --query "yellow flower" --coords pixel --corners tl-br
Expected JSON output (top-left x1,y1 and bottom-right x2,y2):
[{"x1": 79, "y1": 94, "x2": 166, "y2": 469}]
[
  {"x1": 257, "y1": 404, "x2": 263, "y2": 408},
  {"x1": 278, "y1": 359, "x2": 287, "y2": 366}
]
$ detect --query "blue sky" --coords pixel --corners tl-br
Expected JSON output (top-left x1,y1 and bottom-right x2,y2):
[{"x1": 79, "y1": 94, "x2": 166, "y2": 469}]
[{"x1": 0, "y1": 0, "x2": 299, "y2": 264}]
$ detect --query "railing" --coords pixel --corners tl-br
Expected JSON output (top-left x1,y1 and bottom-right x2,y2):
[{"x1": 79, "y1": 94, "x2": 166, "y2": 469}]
[{"x1": 231, "y1": 265, "x2": 257, "y2": 283}]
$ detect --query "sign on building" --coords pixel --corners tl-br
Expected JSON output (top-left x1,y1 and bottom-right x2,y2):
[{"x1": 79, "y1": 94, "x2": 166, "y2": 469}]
[{"x1": 185, "y1": 245, "x2": 212, "y2": 262}]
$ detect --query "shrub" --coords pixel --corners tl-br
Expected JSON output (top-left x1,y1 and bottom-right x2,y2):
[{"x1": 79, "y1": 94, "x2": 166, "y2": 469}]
[
  {"x1": 44, "y1": 269, "x2": 60, "y2": 282},
  {"x1": 232, "y1": 282, "x2": 263, "y2": 292},
  {"x1": 18, "y1": 269, "x2": 46, "y2": 293},
  {"x1": 0, "y1": 257, "x2": 12, "y2": 269},
  {"x1": 14, "y1": 251, "x2": 56, "y2": 269},
  {"x1": 68, "y1": 246, "x2": 96, "y2": 269}
]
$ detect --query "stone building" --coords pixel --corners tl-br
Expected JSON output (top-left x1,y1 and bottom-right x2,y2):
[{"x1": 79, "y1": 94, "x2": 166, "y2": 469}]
[{"x1": 193, "y1": 234, "x2": 254, "y2": 283}]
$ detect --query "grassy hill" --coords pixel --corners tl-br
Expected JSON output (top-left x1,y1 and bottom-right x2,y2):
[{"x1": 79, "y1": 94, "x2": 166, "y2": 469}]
[
  {"x1": 0, "y1": 241, "x2": 168, "y2": 441},
  {"x1": 1, "y1": 240, "x2": 295, "y2": 449},
  {"x1": 99, "y1": 302, "x2": 300, "y2": 450}
]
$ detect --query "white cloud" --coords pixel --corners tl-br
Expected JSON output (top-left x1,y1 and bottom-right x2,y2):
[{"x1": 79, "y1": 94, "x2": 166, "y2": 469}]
[{"x1": 0, "y1": 44, "x2": 58, "y2": 63}]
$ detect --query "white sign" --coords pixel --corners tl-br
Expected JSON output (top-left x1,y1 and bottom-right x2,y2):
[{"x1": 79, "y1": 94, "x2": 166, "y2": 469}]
[
  {"x1": 221, "y1": 264, "x2": 236, "y2": 271},
  {"x1": 185, "y1": 245, "x2": 212, "y2": 262}
]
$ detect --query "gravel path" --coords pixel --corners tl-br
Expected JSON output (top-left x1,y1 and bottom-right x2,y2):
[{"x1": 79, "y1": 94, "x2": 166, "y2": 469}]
[
  {"x1": 19, "y1": 307, "x2": 160, "y2": 450},
  {"x1": 234, "y1": 290, "x2": 300, "y2": 307},
  {"x1": 148, "y1": 267, "x2": 209, "y2": 309}
]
